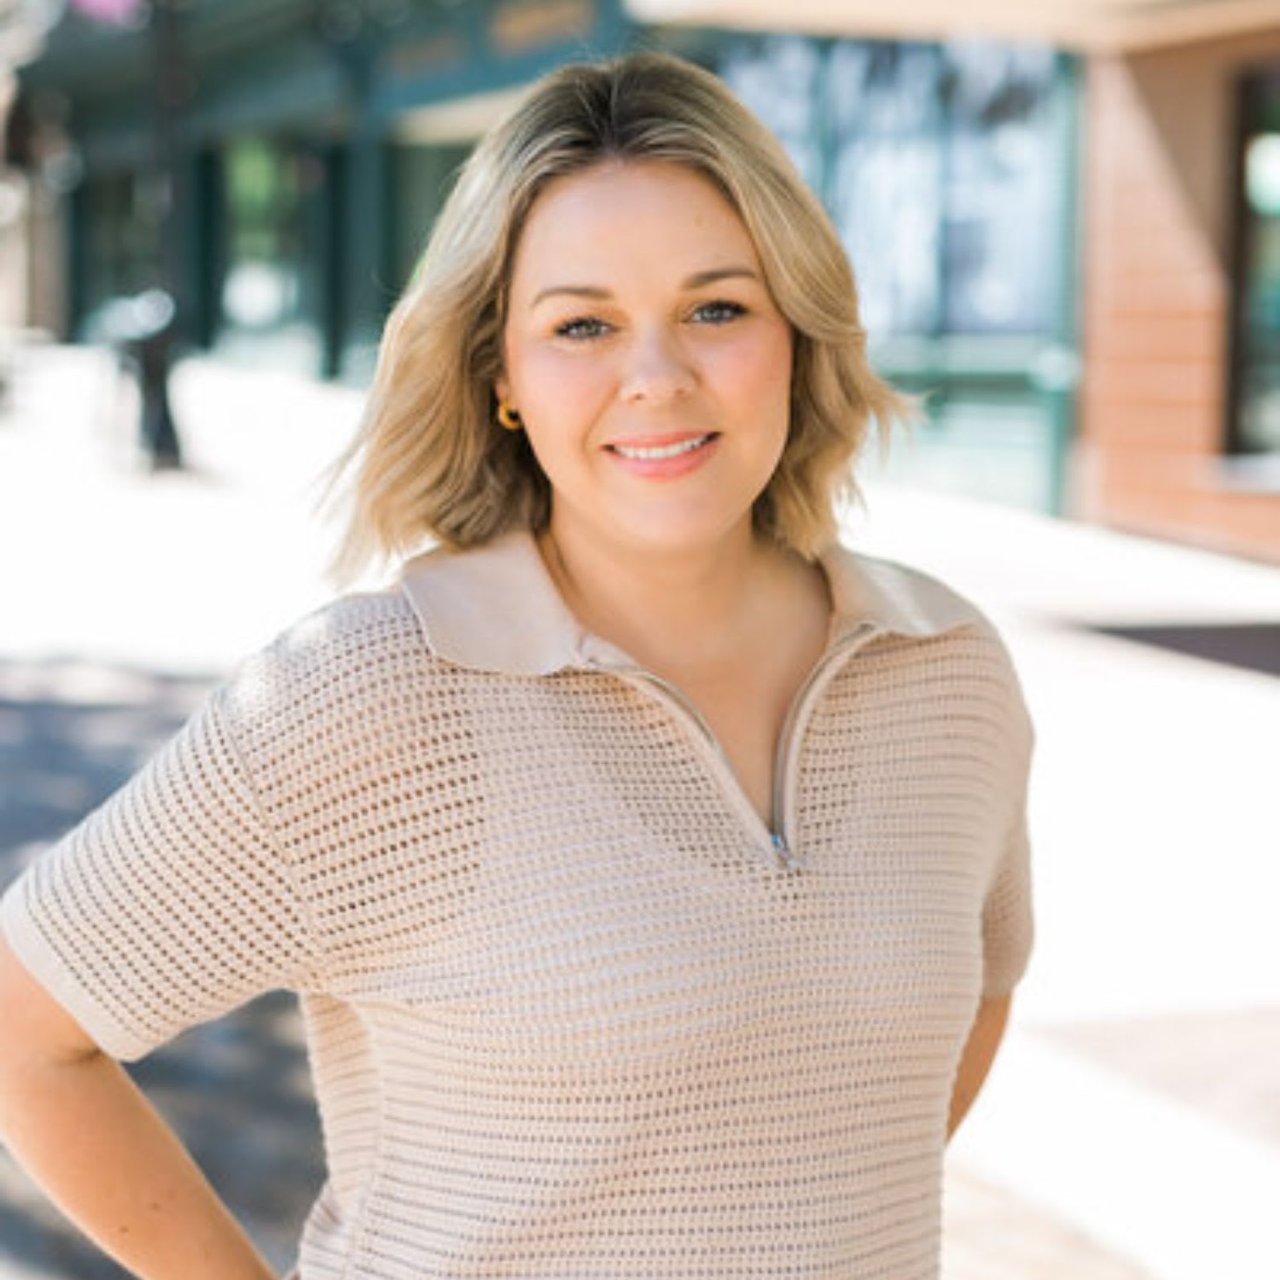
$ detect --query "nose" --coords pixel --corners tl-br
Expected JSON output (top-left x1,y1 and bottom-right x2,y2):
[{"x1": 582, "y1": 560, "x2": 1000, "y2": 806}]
[{"x1": 619, "y1": 324, "x2": 696, "y2": 404}]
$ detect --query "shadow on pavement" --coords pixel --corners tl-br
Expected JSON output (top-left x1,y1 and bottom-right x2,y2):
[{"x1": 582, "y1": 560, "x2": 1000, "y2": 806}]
[
  {"x1": 0, "y1": 658, "x2": 218, "y2": 864},
  {"x1": 1086, "y1": 622, "x2": 1280, "y2": 678},
  {"x1": 0, "y1": 657, "x2": 324, "y2": 1278}
]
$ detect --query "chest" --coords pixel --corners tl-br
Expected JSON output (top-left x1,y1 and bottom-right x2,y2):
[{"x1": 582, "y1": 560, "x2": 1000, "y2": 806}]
[
  {"x1": 699, "y1": 699, "x2": 778, "y2": 832},
  {"x1": 306, "y1": 646, "x2": 1016, "y2": 1052},
  {"x1": 654, "y1": 661, "x2": 808, "y2": 838},
  {"x1": 626, "y1": 610, "x2": 835, "y2": 838}
]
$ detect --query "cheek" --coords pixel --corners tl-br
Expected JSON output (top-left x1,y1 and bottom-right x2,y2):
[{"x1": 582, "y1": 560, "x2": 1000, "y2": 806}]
[
  {"x1": 513, "y1": 351, "x2": 614, "y2": 482},
  {"x1": 512, "y1": 347, "x2": 612, "y2": 420},
  {"x1": 714, "y1": 327, "x2": 793, "y2": 420}
]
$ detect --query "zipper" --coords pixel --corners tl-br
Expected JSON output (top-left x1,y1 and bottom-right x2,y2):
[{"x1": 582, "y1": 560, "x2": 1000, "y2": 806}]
[
  {"x1": 766, "y1": 621, "x2": 879, "y2": 862},
  {"x1": 582, "y1": 622, "x2": 879, "y2": 872}
]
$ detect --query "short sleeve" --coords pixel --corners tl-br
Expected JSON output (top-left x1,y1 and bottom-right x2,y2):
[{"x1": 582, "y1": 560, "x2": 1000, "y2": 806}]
[
  {"x1": 980, "y1": 715, "x2": 1035, "y2": 997},
  {"x1": 0, "y1": 687, "x2": 318, "y2": 1062}
]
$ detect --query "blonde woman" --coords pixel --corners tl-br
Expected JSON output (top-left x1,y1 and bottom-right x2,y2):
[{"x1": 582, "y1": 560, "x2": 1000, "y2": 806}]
[{"x1": 0, "y1": 52, "x2": 1033, "y2": 1280}]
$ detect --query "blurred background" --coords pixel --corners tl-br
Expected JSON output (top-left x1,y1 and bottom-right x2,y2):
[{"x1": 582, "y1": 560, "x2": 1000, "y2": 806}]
[{"x1": 0, "y1": 1, "x2": 1278, "y2": 1277}]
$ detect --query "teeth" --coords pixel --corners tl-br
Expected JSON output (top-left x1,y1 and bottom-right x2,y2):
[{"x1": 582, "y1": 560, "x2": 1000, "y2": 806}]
[{"x1": 612, "y1": 435, "x2": 712, "y2": 460}]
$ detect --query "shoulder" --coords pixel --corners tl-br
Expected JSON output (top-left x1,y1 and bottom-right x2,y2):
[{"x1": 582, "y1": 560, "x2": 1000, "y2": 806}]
[
  {"x1": 218, "y1": 587, "x2": 434, "y2": 730},
  {"x1": 824, "y1": 542, "x2": 998, "y2": 641},
  {"x1": 832, "y1": 546, "x2": 1034, "y2": 744}
]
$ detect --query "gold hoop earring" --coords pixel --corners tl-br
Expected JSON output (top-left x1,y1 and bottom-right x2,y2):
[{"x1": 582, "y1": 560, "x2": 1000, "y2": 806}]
[{"x1": 496, "y1": 400, "x2": 523, "y2": 431}]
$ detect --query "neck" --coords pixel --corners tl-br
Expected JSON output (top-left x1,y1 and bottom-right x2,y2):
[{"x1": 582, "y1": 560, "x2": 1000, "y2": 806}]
[{"x1": 537, "y1": 517, "x2": 799, "y2": 672}]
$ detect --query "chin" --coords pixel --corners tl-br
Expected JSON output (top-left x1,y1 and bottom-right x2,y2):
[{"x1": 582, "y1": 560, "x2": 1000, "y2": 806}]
[{"x1": 613, "y1": 512, "x2": 755, "y2": 557}]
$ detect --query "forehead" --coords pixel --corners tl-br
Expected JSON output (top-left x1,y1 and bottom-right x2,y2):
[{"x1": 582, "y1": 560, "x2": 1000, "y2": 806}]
[{"x1": 508, "y1": 159, "x2": 760, "y2": 282}]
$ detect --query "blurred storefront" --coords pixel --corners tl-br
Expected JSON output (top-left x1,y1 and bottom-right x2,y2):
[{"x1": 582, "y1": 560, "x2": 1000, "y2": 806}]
[
  {"x1": 13, "y1": 2, "x2": 620, "y2": 379},
  {"x1": 633, "y1": 0, "x2": 1280, "y2": 560},
  {"x1": 10, "y1": 0, "x2": 1278, "y2": 558},
  {"x1": 706, "y1": 35, "x2": 1079, "y2": 518}
]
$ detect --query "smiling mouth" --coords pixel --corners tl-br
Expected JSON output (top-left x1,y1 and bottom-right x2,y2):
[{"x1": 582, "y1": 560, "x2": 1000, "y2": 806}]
[{"x1": 606, "y1": 433, "x2": 719, "y2": 461}]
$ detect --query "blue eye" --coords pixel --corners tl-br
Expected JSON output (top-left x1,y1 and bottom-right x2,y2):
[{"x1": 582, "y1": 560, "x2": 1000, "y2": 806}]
[
  {"x1": 692, "y1": 300, "x2": 747, "y2": 324},
  {"x1": 555, "y1": 316, "x2": 610, "y2": 340}
]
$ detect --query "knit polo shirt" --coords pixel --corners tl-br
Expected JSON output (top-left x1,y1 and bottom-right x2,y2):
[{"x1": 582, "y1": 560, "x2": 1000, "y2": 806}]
[{"x1": 1, "y1": 529, "x2": 1034, "y2": 1280}]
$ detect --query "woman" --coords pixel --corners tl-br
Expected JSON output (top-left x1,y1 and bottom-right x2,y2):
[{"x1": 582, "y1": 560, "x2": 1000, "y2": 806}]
[{"x1": 0, "y1": 52, "x2": 1033, "y2": 1280}]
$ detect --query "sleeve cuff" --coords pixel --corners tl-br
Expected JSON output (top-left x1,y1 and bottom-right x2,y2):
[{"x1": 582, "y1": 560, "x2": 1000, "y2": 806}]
[{"x1": 1, "y1": 883, "x2": 154, "y2": 1062}]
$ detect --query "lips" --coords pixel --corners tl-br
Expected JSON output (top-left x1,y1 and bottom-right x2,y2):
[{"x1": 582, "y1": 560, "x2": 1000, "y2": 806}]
[
  {"x1": 604, "y1": 431, "x2": 720, "y2": 458},
  {"x1": 603, "y1": 431, "x2": 721, "y2": 478},
  {"x1": 610, "y1": 434, "x2": 715, "y2": 461}
]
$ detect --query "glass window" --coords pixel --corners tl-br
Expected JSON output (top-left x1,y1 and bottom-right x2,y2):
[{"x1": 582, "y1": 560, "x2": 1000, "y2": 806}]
[
  {"x1": 1234, "y1": 69, "x2": 1280, "y2": 455},
  {"x1": 215, "y1": 136, "x2": 324, "y2": 372},
  {"x1": 829, "y1": 43, "x2": 944, "y2": 336},
  {"x1": 390, "y1": 141, "x2": 472, "y2": 293},
  {"x1": 221, "y1": 137, "x2": 306, "y2": 333},
  {"x1": 719, "y1": 35, "x2": 824, "y2": 191},
  {"x1": 938, "y1": 42, "x2": 1060, "y2": 334},
  {"x1": 80, "y1": 169, "x2": 162, "y2": 317},
  {"x1": 715, "y1": 34, "x2": 1062, "y2": 338}
]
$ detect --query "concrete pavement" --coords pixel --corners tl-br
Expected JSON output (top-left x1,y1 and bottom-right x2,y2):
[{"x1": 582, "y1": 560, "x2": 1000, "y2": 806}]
[{"x1": 1, "y1": 340, "x2": 1277, "y2": 1279}]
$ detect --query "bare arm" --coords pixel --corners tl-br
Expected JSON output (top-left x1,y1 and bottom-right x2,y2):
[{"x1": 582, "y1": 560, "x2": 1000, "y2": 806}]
[
  {"x1": 947, "y1": 993, "x2": 1012, "y2": 1142},
  {"x1": 0, "y1": 931, "x2": 277, "y2": 1280}
]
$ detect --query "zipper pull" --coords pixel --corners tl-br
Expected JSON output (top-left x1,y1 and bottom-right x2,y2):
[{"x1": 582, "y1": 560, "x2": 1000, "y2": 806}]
[{"x1": 771, "y1": 830, "x2": 800, "y2": 872}]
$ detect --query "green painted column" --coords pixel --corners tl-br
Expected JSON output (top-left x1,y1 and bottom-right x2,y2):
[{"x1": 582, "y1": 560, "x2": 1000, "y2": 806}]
[
  {"x1": 311, "y1": 142, "x2": 346, "y2": 382},
  {"x1": 180, "y1": 146, "x2": 222, "y2": 351},
  {"x1": 1037, "y1": 51, "x2": 1084, "y2": 517},
  {"x1": 340, "y1": 122, "x2": 392, "y2": 384},
  {"x1": 67, "y1": 179, "x2": 90, "y2": 340}
]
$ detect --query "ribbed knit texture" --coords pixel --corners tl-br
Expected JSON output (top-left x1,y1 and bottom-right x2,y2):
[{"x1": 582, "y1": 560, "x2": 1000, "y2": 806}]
[{"x1": 1, "y1": 536, "x2": 1033, "y2": 1280}]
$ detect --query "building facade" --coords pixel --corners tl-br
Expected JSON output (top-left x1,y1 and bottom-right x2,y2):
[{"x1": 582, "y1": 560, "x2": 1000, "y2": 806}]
[
  {"x1": 12, "y1": 0, "x2": 1278, "y2": 559},
  {"x1": 1079, "y1": 31, "x2": 1280, "y2": 560}
]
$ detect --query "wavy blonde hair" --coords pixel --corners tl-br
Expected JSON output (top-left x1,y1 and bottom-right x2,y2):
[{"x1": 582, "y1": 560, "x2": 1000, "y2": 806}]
[{"x1": 326, "y1": 51, "x2": 916, "y2": 584}]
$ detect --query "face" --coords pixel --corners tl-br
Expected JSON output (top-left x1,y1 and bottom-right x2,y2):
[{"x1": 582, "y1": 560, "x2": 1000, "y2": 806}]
[{"x1": 497, "y1": 159, "x2": 794, "y2": 561}]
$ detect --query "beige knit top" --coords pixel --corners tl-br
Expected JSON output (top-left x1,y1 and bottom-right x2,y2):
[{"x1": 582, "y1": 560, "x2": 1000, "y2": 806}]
[{"x1": 1, "y1": 529, "x2": 1034, "y2": 1280}]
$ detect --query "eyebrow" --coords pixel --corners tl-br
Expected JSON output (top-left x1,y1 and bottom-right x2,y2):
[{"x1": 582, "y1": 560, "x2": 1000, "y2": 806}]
[{"x1": 529, "y1": 266, "x2": 761, "y2": 310}]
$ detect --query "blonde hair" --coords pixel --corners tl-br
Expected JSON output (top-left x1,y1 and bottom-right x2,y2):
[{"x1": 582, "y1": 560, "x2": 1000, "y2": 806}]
[{"x1": 326, "y1": 51, "x2": 916, "y2": 584}]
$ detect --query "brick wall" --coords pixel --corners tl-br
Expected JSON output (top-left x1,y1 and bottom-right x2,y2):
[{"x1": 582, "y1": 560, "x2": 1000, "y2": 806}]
[{"x1": 1078, "y1": 32, "x2": 1280, "y2": 564}]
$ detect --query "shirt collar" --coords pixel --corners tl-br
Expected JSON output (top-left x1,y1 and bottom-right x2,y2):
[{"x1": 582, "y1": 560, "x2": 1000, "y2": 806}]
[{"x1": 399, "y1": 528, "x2": 981, "y2": 676}]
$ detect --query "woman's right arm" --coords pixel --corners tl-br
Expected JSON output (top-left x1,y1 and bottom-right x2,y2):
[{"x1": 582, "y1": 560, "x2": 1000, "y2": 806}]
[{"x1": 0, "y1": 931, "x2": 278, "y2": 1280}]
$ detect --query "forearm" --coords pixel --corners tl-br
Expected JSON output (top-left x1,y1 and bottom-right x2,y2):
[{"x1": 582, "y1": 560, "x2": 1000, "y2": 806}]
[
  {"x1": 947, "y1": 993, "x2": 1012, "y2": 1141},
  {"x1": 0, "y1": 1050, "x2": 276, "y2": 1280}
]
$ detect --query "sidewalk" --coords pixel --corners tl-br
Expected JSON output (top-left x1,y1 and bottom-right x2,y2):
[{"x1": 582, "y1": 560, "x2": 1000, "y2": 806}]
[{"x1": 2, "y1": 342, "x2": 1277, "y2": 1279}]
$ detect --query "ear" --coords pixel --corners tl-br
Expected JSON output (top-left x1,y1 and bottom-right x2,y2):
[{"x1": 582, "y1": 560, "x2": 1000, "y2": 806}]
[{"x1": 494, "y1": 371, "x2": 513, "y2": 407}]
